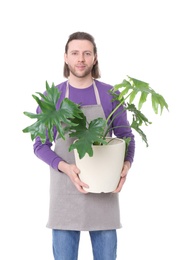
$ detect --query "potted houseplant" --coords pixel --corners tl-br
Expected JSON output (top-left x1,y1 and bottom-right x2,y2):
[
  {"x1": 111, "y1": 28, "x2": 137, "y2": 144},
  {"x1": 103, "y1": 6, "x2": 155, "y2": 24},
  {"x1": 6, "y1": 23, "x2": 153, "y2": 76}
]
[{"x1": 22, "y1": 76, "x2": 168, "y2": 192}]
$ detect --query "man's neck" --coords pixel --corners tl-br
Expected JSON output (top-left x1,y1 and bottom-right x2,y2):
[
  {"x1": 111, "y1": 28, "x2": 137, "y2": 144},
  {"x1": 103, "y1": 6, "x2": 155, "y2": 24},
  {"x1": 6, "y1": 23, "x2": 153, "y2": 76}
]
[{"x1": 68, "y1": 75, "x2": 94, "y2": 89}]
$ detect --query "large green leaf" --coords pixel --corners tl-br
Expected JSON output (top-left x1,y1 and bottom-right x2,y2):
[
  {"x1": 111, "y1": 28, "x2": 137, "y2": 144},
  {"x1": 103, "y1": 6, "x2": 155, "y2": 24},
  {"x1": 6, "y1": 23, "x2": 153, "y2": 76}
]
[
  {"x1": 126, "y1": 103, "x2": 152, "y2": 146},
  {"x1": 112, "y1": 76, "x2": 169, "y2": 114},
  {"x1": 33, "y1": 81, "x2": 60, "y2": 112},
  {"x1": 126, "y1": 103, "x2": 151, "y2": 126},
  {"x1": 131, "y1": 120, "x2": 148, "y2": 147},
  {"x1": 22, "y1": 82, "x2": 83, "y2": 143},
  {"x1": 68, "y1": 117, "x2": 107, "y2": 159}
]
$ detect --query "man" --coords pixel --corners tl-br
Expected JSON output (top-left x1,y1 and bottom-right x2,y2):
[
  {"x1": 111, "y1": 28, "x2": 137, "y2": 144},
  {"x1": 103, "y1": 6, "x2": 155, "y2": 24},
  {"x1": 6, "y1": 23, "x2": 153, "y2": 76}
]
[{"x1": 34, "y1": 31, "x2": 135, "y2": 259}]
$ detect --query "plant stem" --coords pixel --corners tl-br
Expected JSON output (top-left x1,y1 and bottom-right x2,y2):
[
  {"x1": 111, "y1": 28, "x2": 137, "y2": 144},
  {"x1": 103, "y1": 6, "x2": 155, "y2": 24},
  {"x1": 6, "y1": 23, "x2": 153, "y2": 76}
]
[{"x1": 106, "y1": 92, "x2": 131, "y2": 124}]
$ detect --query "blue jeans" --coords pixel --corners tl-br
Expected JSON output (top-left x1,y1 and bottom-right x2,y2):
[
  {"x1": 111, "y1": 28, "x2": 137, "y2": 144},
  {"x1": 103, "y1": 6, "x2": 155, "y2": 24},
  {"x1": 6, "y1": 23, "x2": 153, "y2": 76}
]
[{"x1": 52, "y1": 229, "x2": 117, "y2": 260}]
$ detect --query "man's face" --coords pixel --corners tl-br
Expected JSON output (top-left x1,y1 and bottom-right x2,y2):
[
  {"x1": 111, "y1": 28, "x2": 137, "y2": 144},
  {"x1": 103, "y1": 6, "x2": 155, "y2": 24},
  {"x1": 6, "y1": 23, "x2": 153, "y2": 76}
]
[{"x1": 64, "y1": 39, "x2": 97, "y2": 78}]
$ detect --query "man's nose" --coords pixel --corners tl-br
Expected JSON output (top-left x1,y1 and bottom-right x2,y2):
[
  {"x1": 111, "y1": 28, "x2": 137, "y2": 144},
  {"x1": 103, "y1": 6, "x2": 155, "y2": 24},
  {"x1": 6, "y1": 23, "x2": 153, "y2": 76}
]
[{"x1": 78, "y1": 53, "x2": 85, "y2": 61}]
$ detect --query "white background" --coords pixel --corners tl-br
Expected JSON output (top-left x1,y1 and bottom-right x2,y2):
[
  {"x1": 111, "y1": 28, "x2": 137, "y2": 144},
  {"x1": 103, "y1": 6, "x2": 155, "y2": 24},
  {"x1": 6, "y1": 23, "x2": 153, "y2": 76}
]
[{"x1": 0, "y1": 0, "x2": 180, "y2": 259}]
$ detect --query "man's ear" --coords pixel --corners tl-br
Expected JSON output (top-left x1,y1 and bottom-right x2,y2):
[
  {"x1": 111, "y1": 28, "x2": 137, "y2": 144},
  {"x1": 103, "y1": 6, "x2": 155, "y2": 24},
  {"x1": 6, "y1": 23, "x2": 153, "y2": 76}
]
[
  {"x1": 64, "y1": 53, "x2": 68, "y2": 64},
  {"x1": 94, "y1": 54, "x2": 98, "y2": 65}
]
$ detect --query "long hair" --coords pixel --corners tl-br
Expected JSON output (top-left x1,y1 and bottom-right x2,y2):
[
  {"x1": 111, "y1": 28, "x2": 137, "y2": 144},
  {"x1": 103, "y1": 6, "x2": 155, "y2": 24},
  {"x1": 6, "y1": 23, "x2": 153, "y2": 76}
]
[{"x1": 63, "y1": 32, "x2": 101, "y2": 79}]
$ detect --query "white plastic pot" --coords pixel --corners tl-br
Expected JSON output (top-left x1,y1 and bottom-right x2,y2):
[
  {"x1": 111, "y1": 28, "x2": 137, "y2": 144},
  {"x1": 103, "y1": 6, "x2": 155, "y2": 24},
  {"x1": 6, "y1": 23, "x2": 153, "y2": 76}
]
[{"x1": 74, "y1": 137, "x2": 126, "y2": 193}]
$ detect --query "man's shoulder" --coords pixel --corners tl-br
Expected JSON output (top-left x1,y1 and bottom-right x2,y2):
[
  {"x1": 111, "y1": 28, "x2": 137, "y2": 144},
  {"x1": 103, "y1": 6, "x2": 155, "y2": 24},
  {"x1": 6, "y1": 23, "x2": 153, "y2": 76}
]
[
  {"x1": 56, "y1": 80, "x2": 67, "y2": 91},
  {"x1": 94, "y1": 79, "x2": 113, "y2": 91}
]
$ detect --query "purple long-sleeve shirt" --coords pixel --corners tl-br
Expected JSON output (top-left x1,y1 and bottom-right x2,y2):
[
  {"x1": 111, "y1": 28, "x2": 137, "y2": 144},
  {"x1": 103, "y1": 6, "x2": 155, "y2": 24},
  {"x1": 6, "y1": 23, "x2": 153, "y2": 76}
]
[{"x1": 33, "y1": 79, "x2": 135, "y2": 170}]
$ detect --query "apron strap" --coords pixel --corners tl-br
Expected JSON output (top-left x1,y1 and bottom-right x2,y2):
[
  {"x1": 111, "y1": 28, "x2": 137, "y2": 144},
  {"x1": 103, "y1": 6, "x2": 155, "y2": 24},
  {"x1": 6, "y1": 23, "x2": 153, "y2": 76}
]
[
  {"x1": 93, "y1": 81, "x2": 101, "y2": 105},
  {"x1": 65, "y1": 80, "x2": 101, "y2": 105},
  {"x1": 65, "y1": 81, "x2": 69, "y2": 98}
]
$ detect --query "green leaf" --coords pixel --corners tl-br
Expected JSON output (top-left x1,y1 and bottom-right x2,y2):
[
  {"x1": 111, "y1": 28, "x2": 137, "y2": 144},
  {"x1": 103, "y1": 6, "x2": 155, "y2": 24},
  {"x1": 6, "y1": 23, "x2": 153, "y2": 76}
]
[
  {"x1": 68, "y1": 117, "x2": 107, "y2": 159},
  {"x1": 129, "y1": 89, "x2": 138, "y2": 103},
  {"x1": 151, "y1": 92, "x2": 169, "y2": 114},
  {"x1": 22, "y1": 82, "x2": 84, "y2": 143},
  {"x1": 126, "y1": 103, "x2": 152, "y2": 146},
  {"x1": 138, "y1": 91, "x2": 149, "y2": 110},
  {"x1": 131, "y1": 120, "x2": 149, "y2": 147},
  {"x1": 112, "y1": 75, "x2": 169, "y2": 115}
]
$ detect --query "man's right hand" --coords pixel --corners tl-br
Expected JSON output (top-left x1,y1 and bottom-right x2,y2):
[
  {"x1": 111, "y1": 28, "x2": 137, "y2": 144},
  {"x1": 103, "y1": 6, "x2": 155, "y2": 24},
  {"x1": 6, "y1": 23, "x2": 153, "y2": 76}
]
[{"x1": 58, "y1": 161, "x2": 89, "y2": 193}]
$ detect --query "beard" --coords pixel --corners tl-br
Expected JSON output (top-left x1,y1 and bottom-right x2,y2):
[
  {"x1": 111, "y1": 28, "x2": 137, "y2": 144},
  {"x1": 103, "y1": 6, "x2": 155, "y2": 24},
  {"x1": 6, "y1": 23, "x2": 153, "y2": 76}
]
[{"x1": 67, "y1": 63, "x2": 94, "y2": 78}]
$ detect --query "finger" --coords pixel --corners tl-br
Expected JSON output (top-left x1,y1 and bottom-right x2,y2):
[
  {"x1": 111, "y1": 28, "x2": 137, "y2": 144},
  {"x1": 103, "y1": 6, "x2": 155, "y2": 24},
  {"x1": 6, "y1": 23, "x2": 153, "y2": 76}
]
[
  {"x1": 113, "y1": 176, "x2": 126, "y2": 193},
  {"x1": 75, "y1": 183, "x2": 89, "y2": 194},
  {"x1": 72, "y1": 165, "x2": 80, "y2": 174},
  {"x1": 121, "y1": 166, "x2": 128, "y2": 177},
  {"x1": 73, "y1": 175, "x2": 89, "y2": 187}
]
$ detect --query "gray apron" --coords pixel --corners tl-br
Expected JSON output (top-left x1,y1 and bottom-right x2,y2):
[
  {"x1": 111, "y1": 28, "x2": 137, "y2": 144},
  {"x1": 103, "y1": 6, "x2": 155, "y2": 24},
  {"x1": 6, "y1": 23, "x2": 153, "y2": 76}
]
[{"x1": 46, "y1": 81, "x2": 121, "y2": 231}]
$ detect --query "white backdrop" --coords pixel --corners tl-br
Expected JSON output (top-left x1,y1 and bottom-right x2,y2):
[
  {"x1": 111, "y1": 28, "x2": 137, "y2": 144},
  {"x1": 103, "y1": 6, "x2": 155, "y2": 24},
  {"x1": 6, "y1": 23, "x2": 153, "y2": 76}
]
[{"x1": 1, "y1": 0, "x2": 180, "y2": 259}]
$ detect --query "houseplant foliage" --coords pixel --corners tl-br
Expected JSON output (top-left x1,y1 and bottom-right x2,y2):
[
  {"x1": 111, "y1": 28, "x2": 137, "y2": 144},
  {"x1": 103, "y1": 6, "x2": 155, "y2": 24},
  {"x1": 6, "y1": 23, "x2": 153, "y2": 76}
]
[{"x1": 22, "y1": 76, "x2": 169, "y2": 159}]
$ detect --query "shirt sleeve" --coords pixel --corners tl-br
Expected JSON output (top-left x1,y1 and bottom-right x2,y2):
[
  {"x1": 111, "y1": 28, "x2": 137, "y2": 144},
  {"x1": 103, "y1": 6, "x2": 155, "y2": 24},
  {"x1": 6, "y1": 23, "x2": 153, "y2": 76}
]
[
  {"x1": 33, "y1": 136, "x2": 64, "y2": 170},
  {"x1": 111, "y1": 101, "x2": 135, "y2": 165}
]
